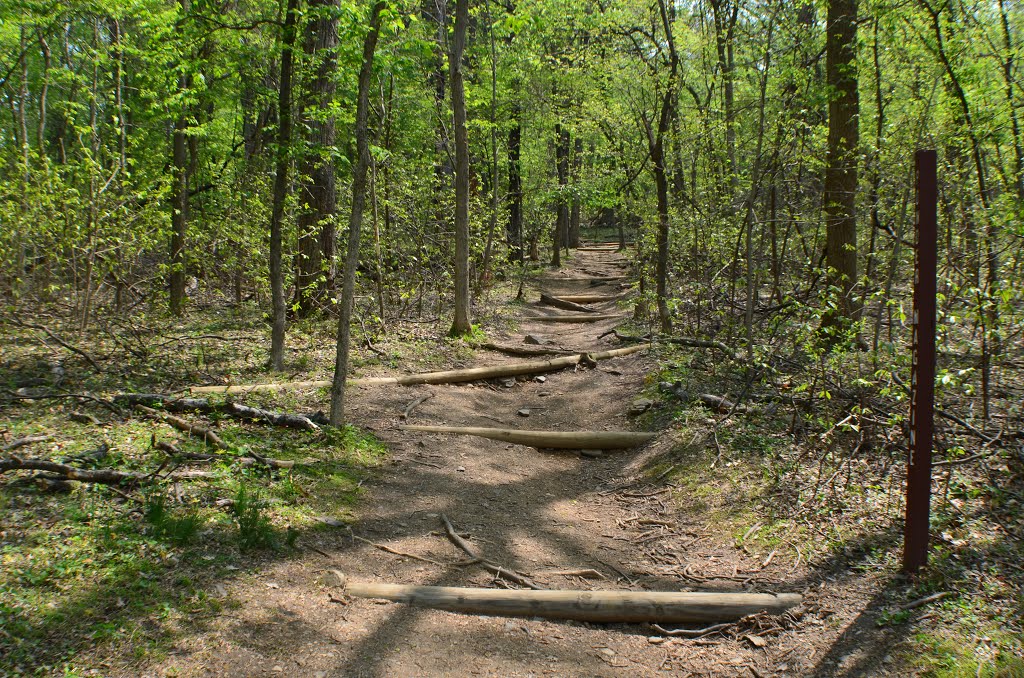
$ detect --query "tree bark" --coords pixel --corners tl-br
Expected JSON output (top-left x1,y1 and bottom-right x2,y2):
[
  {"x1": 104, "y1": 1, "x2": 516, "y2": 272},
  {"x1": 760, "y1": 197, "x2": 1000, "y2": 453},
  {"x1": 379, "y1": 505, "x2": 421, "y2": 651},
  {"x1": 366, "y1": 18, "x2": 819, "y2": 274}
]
[
  {"x1": 294, "y1": 0, "x2": 340, "y2": 317},
  {"x1": 269, "y1": 0, "x2": 299, "y2": 370},
  {"x1": 449, "y1": 0, "x2": 472, "y2": 335},
  {"x1": 329, "y1": 0, "x2": 386, "y2": 426},
  {"x1": 823, "y1": 0, "x2": 860, "y2": 324}
]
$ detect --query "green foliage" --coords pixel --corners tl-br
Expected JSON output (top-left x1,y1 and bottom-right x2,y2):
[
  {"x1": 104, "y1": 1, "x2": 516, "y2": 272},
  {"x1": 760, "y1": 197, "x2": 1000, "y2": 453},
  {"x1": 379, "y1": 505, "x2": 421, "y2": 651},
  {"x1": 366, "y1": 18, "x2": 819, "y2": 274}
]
[
  {"x1": 143, "y1": 492, "x2": 201, "y2": 545},
  {"x1": 230, "y1": 484, "x2": 276, "y2": 550}
]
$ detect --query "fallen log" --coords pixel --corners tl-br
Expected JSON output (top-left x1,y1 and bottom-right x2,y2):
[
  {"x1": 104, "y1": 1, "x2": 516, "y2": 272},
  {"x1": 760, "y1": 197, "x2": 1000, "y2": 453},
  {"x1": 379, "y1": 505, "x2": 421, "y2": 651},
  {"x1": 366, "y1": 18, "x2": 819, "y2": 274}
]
[
  {"x1": 526, "y1": 314, "x2": 623, "y2": 323},
  {"x1": 539, "y1": 293, "x2": 597, "y2": 313},
  {"x1": 398, "y1": 425, "x2": 656, "y2": 449},
  {"x1": 189, "y1": 345, "x2": 647, "y2": 394},
  {"x1": 480, "y1": 342, "x2": 573, "y2": 357},
  {"x1": 553, "y1": 294, "x2": 623, "y2": 304},
  {"x1": 327, "y1": 574, "x2": 802, "y2": 623}
]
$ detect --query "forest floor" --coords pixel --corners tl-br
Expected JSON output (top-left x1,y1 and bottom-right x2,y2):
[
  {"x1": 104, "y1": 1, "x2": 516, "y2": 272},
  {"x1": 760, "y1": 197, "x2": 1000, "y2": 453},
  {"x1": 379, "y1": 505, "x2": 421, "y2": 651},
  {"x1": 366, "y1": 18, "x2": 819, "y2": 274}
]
[{"x1": 2, "y1": 247, "x2": 1021, "y2": 677}]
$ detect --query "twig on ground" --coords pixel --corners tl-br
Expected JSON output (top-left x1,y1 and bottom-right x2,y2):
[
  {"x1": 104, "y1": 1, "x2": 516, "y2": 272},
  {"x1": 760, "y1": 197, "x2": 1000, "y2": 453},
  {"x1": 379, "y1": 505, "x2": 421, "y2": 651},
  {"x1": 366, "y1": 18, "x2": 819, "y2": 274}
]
[
  {"x1": 651, "y1": 622, "x2": 733, "y2": 638},
  {"x1": 352, "y1": 533, "x2": 445, "y2": 566}
]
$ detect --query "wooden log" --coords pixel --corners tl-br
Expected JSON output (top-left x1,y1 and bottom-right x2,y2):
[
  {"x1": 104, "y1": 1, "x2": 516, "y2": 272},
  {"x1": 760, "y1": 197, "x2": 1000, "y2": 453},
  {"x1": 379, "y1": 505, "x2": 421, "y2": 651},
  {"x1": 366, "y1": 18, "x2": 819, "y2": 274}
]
[
  {"x1": 539, "y1": 293, "x2": 597, "y2": 313},
  {"x1": 480, "y1": 342, "x2": 573, "y2": 357},
  {"x1": 332, "y1": 576, "x2": 802, "y2": 623},
  {"x1": 554, "y1": 294, "x2": 622, "y2": 304},
  {"x1": 189, "y1": 345, "x2": 647, "y2": 394},
  {"x1": 398, "y1": 424, "x2": 656, "y2": 449},
  {"x1": 526, "y1": 314, "x2": 623, "y2": 323}
]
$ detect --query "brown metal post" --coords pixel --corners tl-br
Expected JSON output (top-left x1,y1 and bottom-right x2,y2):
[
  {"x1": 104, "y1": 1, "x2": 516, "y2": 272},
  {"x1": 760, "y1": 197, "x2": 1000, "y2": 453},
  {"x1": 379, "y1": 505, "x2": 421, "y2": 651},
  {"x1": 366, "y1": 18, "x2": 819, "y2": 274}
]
[{"x1": 903, "y1": 150, "x2": 937, "y2": 574}]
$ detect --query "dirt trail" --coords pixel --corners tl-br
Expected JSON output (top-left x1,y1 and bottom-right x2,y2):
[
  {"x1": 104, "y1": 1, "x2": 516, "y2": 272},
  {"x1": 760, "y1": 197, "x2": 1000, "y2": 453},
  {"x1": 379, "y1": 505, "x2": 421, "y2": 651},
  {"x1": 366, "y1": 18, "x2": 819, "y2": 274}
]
[{"x1": 147, "y1": 249, "x2": 878, "y2": 677}]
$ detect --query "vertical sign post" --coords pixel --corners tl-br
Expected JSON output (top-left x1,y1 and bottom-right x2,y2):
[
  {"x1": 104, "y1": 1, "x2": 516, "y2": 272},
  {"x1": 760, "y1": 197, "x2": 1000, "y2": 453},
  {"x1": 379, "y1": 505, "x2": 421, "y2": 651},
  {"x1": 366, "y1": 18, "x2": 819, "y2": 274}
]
[{"x1": 904, "y1": 150, "x2": 937, "y2": 574}]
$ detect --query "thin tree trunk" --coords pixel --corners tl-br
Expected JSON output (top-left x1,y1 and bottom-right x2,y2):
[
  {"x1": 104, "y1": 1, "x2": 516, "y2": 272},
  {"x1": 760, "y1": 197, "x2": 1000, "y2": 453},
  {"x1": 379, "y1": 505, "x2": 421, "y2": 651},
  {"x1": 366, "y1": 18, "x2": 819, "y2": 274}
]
[
  {"x1": 507, "y1": 101, "x2": 523, "y2": 262},
  {"x1": 449, "y1": 0, "x2": 472, "y2": 335},
  {"x1": 269, "y1": 0, "x2": 299, "y2": 370},
  {"x1": 169, "y1": 1, "x2": 191, "y2": 317},
  {"x1": 569, "y1": 136, "x2": 582, "y2": 248},
  {"x1": 329, "y1": 0, "x2": 386, "y2": 426}
]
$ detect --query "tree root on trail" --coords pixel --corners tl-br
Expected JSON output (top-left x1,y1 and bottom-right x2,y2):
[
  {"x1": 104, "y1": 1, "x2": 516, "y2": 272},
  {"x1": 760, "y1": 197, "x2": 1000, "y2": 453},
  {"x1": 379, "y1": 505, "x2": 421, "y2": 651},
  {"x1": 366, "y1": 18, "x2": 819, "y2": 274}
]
[{"x1": 441, "y1": 513, "x2": 543, "y2": 590}]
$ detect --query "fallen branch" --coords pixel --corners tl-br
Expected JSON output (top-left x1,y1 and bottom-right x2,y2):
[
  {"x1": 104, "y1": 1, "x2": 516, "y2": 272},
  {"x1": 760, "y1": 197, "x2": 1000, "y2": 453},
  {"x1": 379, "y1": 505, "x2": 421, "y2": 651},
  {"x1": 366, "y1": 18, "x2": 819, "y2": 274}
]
[
  {"x1": 190, "y1": 345, "x2": 648, "y2": 394},
  {"x1": 3, "y1": 435, "x2": 52, "y2": 452},
  {"x1": 539, "y1": 293, "x2": 597, "y2": 313},
  {"x1": 116, "y1": 394, "x2": 319, "y2": 431},
  {"x1": 898, "y1": 591, "x2": 951, "y2": 612},
  {"x1": 542, "y1": 569, "x2": 607, "y2": 580},
  {"x1": 132, "y1": 404, "x2": 228, "y2": 449},
  {"x1": 401, "y1": 393, "x2": 434, "y2": 420},
  {"x1": 599, "y1": 329, "x2": 738, "y2": 360},
  {"x1": 441, "y1": 514, "x2": 542, "y2": 590},
  {"x1": 327, "y1": 572, "x2": 802, "y2": 623},
  {"x1": 651, "y1": 622, "x2": 733, "y2": 638},
  {"x1": 13, "y1": 320, "x2": 103, "y2": 372},
  {"x1": 400, "y1": 425, "x2": 656, "y2": 449},
  {"x1": 0, "y1": 456, "x2": 141, "y2": 485},
  {"x1": 352, "y1": 533, "x2": 445, "y2": 566},
  {"x1": 526, "y1": 314, "x2": 623, "y2": 323}
]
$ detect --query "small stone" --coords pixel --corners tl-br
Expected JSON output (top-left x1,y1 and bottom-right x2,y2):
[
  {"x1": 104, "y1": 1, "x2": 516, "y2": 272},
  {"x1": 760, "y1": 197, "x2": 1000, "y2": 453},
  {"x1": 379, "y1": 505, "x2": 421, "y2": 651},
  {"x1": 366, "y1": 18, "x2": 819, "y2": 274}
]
[
  {"x1": 580, "y1": 449, "x2": 603, "y2": 458},
  {"x1": 272, "y1": 666, "x2": 283, "y2": 672},
  {"x1": 534, "y1": 375, "x2": 546, "y2": 383},
  {"x1": 523, "y1": 334, "x2": 548, "y2": 345},
  {"x1": 456, "y1": 466, "x2": 466, "y2": 472},
  {"x1": 517, "y1": 408, "x2": 531, "y2": 417},
  {"x1": 600, "y1": 648, "x2": 616, "y2": 657},
  {"x1": 648, "y1": 636, "x2": 666, "y2": 644},
  {"x1": 628, "y1": 398, "x2": 653, "y2": 415},
  {"x1": 499, "y1": 378, "x2": 516, "y2": 388}
]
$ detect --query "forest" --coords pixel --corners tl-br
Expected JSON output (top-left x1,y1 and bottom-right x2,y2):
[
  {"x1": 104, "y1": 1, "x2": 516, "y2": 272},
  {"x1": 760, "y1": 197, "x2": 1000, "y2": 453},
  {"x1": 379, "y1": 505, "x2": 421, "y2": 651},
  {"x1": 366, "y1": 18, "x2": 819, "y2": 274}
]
[{"x1": 0, "y1": 0, "x2": 1022, "y2": 674}]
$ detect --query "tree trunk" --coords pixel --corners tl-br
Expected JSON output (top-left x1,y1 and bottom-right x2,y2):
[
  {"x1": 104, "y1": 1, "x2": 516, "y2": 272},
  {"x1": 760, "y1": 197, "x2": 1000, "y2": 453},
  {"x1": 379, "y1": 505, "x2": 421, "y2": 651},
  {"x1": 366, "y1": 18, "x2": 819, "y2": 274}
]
[
  {"x1": 553, "y1": 122, "x2": 569, "y2": 266},
  {"x1": 823, "y1": 0, "x2": 860, "y2": 325},
  {"x1": 507, "y1": 102, "x2": 523, "y2": 262},
  {"x1": 329, "y1": 0, "x2": 386, "y2": 426},
  {"x1": 294, "y1": 0, "x2": 340, "y2": 318},
  {"x1": 168, "y1": 0, "x2": 191, "y2": 317},
  {"x1": 269, "y1": 0, "x2": 299, "y2": 371},
  {"x1": 569, "y1": 136, "x2": 582, "y2": 248},
  {"x1": 449, "y1": 0, "x2": 472, "y2": 336}
]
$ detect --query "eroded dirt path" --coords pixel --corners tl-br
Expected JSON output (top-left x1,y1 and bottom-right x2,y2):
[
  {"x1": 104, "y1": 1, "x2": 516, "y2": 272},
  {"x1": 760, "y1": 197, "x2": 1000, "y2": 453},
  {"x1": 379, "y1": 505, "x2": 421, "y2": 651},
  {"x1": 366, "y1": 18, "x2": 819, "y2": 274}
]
[{"x1": 146, "y1": 249, "x2": 887, "y2": 678}]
